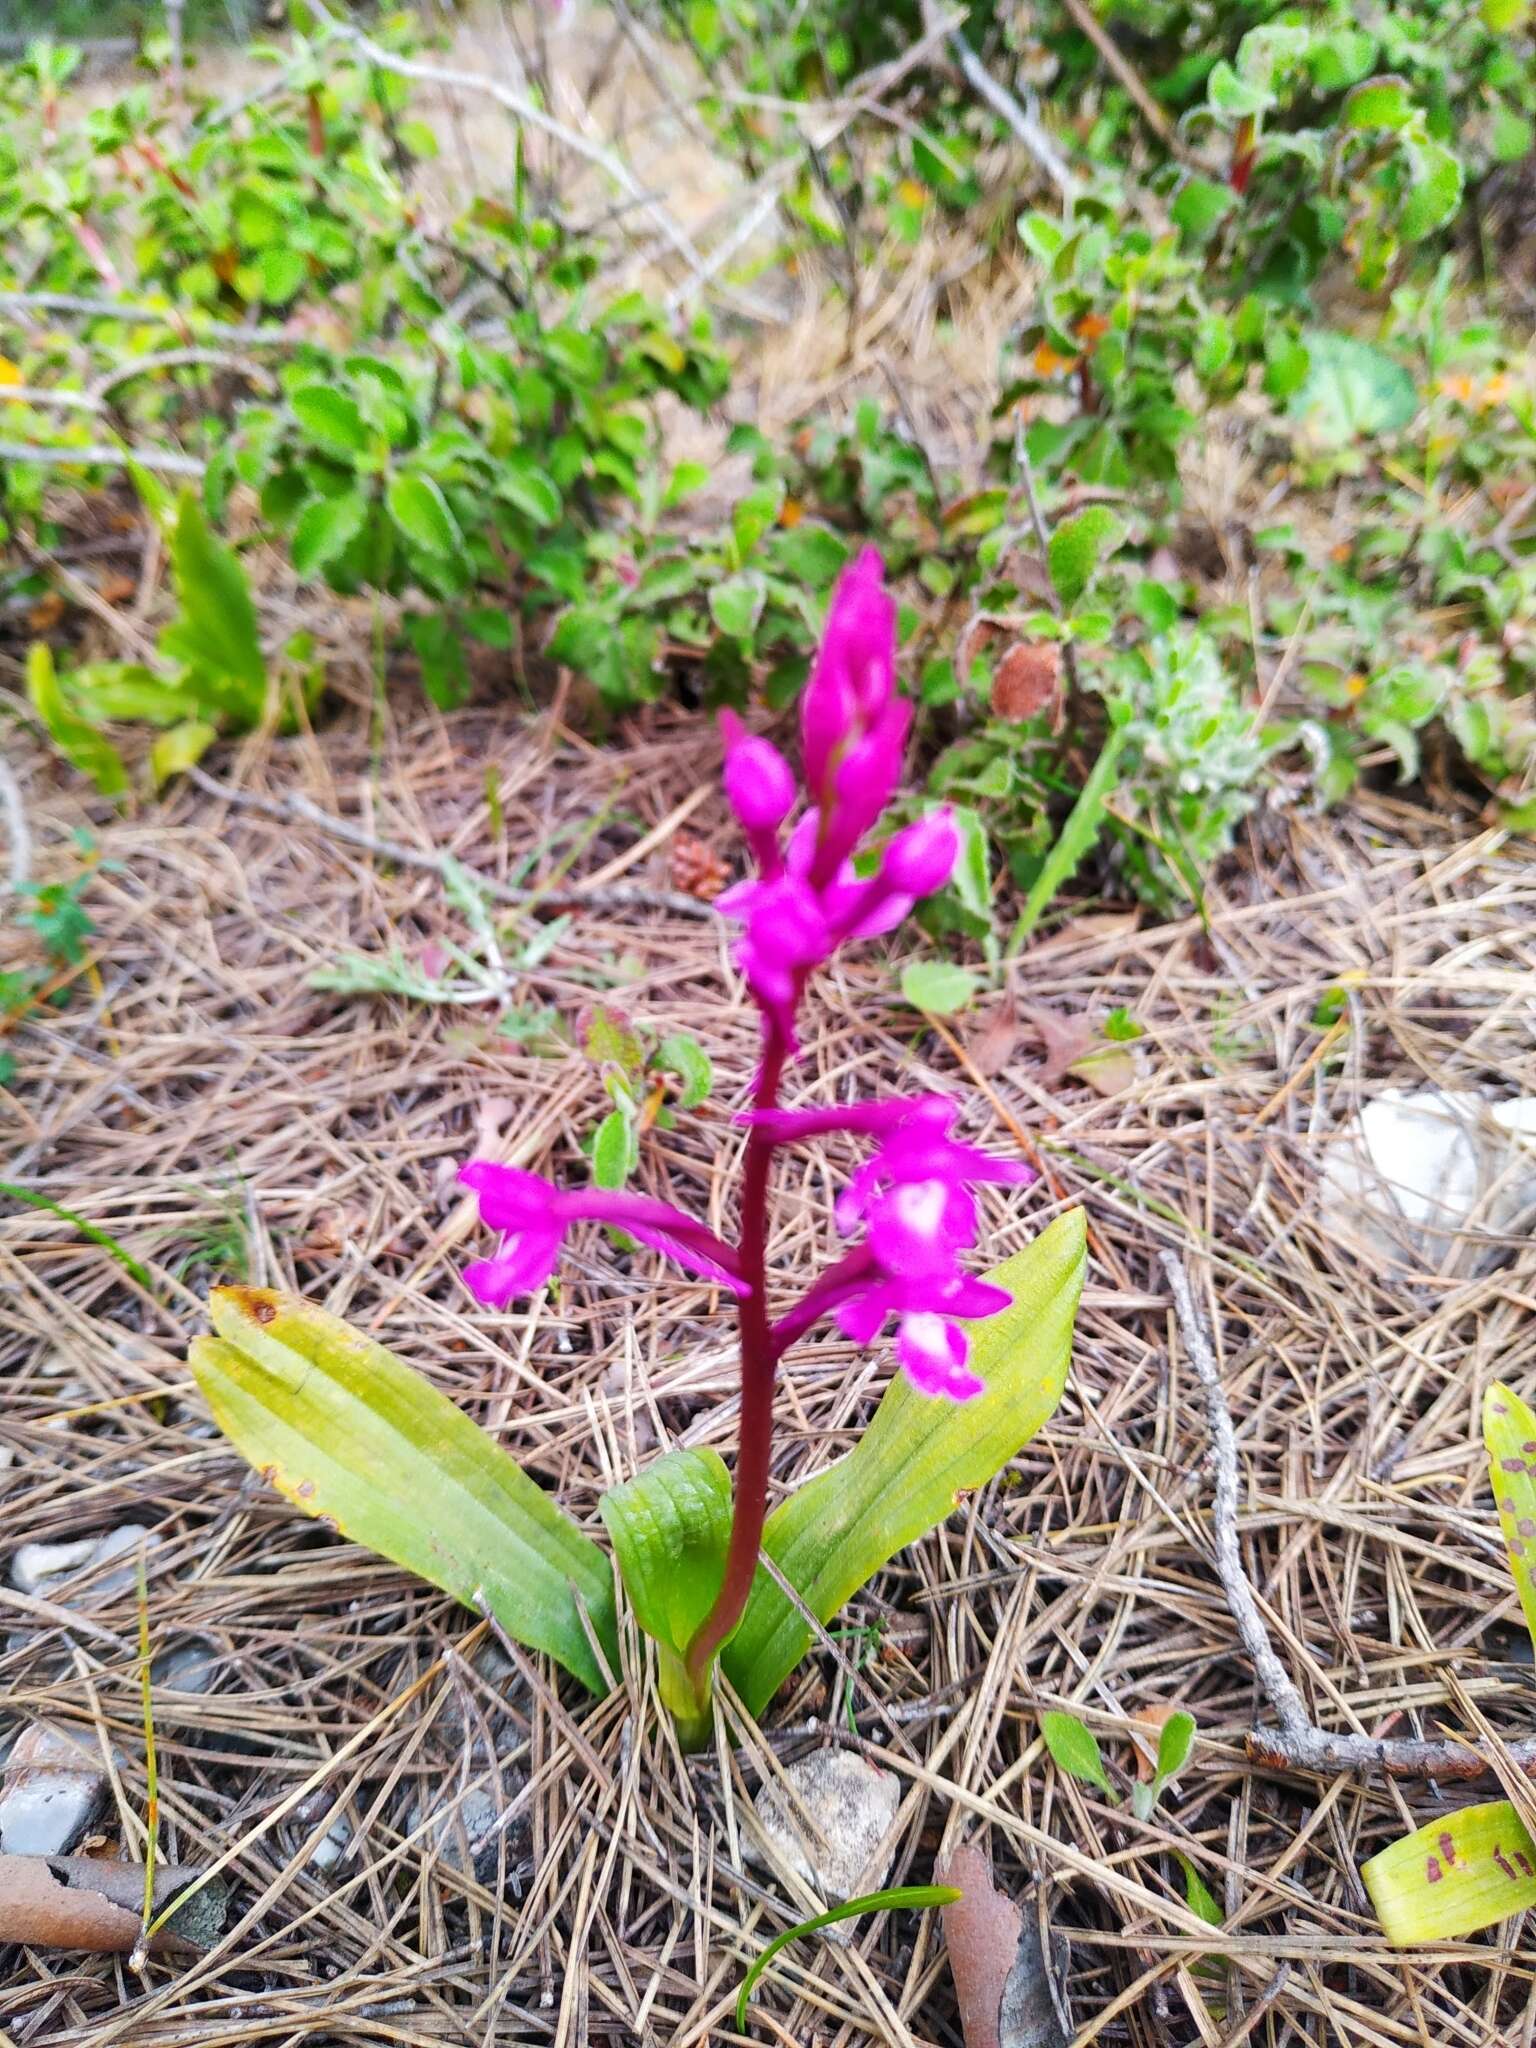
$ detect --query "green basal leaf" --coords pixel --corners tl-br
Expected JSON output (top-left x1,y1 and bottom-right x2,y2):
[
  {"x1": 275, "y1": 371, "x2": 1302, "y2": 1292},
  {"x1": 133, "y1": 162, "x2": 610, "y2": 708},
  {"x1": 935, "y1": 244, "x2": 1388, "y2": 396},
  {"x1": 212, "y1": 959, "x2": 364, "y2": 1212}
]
[
  {"x1": 1483, "y1": 1382, "x2": 1536, "y2": 1658},
  {"x1": 190, "y1": 1286, "x2": 619, "y2": 1695},
  {"x1": 160, "y1": 491, "x2": 267, "y2": 725},
  {"x1": 724, "y1": 1210, "x2": 1085, "y2": 1717},
  {"x1": 26, "y1": 644, "x2": 128, "y2": 799},
  {"x1": 1362, "y1": 1799, "x2": 1536, "y2": 1945},
  {"x1": 736, "y1": 1885, "x2": 959, "y2": 2031},
  {"x1": 1040, "y1": 1711, "x2": 1114, "y2": 1796},
  {"x1": 600, "y1": 1447, "x2": 730, "y2": 1744}
]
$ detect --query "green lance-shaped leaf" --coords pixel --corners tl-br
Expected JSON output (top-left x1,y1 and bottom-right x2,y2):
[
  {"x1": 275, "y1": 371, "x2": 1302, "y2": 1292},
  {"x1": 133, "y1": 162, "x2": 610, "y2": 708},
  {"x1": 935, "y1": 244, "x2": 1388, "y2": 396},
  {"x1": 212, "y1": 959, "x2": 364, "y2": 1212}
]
[
  {"x1": 600, "y1": 1447, "x2": 731, "y2": 1745},
  {"x1": 724, "y1": 1209, "x2": 1085, "y2": 1717},
  {"x1": 1484, "y1": 1382, "x2": 1536, "y2": 1657},
  {"x1": 159, "y1": 491, "x2": 267, "y2": 726},
  {"x1": 189, "y1": 1287, "x2": 619, "y2": 1695},
  {"x1": 1362, "y1": 1799, "x2": 1536, "y2": 1945}
]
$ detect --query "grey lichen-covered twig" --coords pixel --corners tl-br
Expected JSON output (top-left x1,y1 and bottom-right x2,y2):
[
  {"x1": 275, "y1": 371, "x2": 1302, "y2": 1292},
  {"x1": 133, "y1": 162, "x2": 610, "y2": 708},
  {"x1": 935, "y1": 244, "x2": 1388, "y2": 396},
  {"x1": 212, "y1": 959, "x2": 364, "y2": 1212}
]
[{"x1": 1162, "y1": 1251, "x2": 1536, "y2": 1782}]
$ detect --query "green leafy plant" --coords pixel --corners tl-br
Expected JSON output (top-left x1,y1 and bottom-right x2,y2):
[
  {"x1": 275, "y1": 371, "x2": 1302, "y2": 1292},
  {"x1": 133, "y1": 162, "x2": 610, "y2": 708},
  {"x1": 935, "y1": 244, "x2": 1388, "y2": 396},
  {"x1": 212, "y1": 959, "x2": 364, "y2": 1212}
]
[{"x1": 27, "y1": 492, "x2": 313, "y2": 793}]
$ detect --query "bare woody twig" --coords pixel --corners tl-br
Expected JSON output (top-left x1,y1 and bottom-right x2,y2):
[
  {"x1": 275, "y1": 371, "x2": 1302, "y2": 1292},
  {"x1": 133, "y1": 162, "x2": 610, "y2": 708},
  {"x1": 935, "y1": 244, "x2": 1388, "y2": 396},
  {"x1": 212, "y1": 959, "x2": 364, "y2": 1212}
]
[
  {"x1": 184, "y1": 768, "x2": 716, "y2": 923},
  {"x1": 931, "y1": 10, "x2": 1077, "y2": 200},
  {"x1": 1162, "y1": 1252, "x2": 1536, "y2": 1782},
  {"x1": 0, "y1": 442, "x2": 206, "y2": 477}
]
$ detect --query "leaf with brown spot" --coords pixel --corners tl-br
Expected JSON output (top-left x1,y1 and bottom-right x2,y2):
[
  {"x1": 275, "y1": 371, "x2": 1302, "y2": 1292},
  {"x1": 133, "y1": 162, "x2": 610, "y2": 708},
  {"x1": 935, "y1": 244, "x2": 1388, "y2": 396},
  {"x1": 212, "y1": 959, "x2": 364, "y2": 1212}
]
[
  {"x1": 1484, "y1": 1381, "x2": 1536, "y2": 1658},
  {"x1": 190, "y1": 1286, "x2": 619, "y2": 1694}
]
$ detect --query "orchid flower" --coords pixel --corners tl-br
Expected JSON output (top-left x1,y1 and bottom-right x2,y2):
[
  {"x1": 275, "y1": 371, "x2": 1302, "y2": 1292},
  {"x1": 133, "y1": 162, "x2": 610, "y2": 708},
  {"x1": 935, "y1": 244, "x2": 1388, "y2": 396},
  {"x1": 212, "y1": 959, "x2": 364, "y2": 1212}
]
[{"x1": 459, "y1": 547, "x2": 1036, "y2": 1706}]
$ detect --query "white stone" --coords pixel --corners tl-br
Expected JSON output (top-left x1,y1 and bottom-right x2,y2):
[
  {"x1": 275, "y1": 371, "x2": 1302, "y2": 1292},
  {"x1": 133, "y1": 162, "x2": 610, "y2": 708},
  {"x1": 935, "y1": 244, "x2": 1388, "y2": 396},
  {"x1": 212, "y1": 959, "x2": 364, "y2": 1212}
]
[
  {"x1": 1318, "y1": 1089, "x2": 1536, "y2": 1275},
  {"x1": 11, "y1": 1522, "x2": 159, "y2": 1600},
  {"x1": 0, "y1": 1723, "x2": 106, "y2": 1856},
  {"x1": 749, "y1": 1750, "x2": 901, "y2": 1938}
]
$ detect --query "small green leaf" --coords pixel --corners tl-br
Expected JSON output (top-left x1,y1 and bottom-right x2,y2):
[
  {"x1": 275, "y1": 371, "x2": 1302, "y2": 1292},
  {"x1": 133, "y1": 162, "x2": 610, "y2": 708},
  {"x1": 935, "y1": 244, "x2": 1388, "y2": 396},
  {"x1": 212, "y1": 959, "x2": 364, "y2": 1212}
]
[
  {"x1": 1047, "y1": 506, "x2": 1126, "y2": 609},
  {"x1": 1176, "y1": 1853, "x2": 1224, "y2": 1928},
  {"x1": 736, "y1": 1886, "x2": 960, "y2": 2032},
  {"x1": 149, "y1": 718, "x2": 217, "y2": 789},
  {"x1": 1040, "y1": 1711, "x2": 1115, "y2": 1797},
  {"x1": 599, "y1": 1447, "x2": 730, "y2": 1743},
  {"x1": 900, "y1": 960, "x2": 977, "y2": 1015},
  {"x1": 656, "y1": 1032, "x2": 712, "y2": 1108},
  {"x1": 190, "y1": 1286, "x2": 619, "y2": 1694},
  {"x1": 583, "y1": 1003, "x2": 646, "y2": 1077},
  {"x1": 664, "y1": 460, "x2": 710, "y2": 508},
  {"x1": 1363, "y1": 1800, "x2": 1536, "y2": 1945},
  {"x1": 709, "y1": 568, "x2": 768, "y2": 642},
  {"x1": 386, "y1": 472, "x2": 462, "y2": 560},
  {"x1": 724, "y1": 1211, "x2": 1085, "y2": 1716},
  {"x1": 1399, "y1": 140, "x2": 1464, "y2": 244},
  {"x1": 291, "y1": 489, "x2": 369, "y2": 577},
  {"x1": 591, "y1": 1107, "x2": 635, "y2": 1190},
  {"x1": 1289, "y1": 331, "x2": 1416, "y2": 450},
  {"x1": 1171, "y1": 177, "x2": 1236, "y2": 242},
  {"x1": 26, "y1": 644, "x2": 128, "y2": 798},
  {"x1": 498, "y1": 459, "x2": 563, "y2": 528},
  {"x1": 1341, "y1": 75, "x2": 1415, "y2": 131},
  {"x1": 291, "y1": 384, "x2": 370, "y2": 457},
  {"x1": 1156, "y1": 1710, "x2": 1197, "y2": 1782},
  {"x1": 259, "y1": 244, "x2": 307, "y2": 304},
  {"x1": 732, "y1": 481, "x2": 785, "y2": 560},
  {"x1": 1484, "y1": 1383, "x2": 1536, "y2": 1658}
]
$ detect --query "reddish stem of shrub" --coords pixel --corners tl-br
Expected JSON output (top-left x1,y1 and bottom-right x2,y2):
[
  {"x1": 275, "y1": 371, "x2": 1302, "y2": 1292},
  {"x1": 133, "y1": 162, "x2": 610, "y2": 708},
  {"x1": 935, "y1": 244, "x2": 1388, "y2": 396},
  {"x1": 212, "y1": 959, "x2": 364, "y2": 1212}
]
[{"x1": 684, "y1": 1023, "x2": 789, "y2": 1693}]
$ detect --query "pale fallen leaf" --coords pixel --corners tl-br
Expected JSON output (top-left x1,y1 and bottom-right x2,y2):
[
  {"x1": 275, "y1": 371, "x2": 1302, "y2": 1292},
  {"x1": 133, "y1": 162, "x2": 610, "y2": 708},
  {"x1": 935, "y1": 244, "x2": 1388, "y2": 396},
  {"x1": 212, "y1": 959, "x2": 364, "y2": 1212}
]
[{"x1": 967, "y1": 998, "x2": 1021, "y2": 1079}]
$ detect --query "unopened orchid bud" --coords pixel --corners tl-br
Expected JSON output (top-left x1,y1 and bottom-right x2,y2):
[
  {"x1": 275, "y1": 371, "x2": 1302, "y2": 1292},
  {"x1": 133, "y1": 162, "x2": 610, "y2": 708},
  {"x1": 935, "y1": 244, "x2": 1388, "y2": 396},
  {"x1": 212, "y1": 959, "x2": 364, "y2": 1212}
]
[
  {"x1": 881, "y1": 809, "x2": 960, "y2": 897},
  {"x1": 719, "y1": 711, "x2": 795, "y2": 832}
]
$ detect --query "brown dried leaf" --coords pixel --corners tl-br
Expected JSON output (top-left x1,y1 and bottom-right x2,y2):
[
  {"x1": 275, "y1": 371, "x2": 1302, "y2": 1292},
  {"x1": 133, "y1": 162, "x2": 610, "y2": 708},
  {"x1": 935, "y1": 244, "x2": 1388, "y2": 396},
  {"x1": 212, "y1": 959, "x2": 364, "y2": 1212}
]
[
  {"x1": 967, "y1": 998, "x2": 1021, "y2": 1080},
  {"x1": 1016, "y1": 1003, "x2": 1095, "y2": 1085},
  {"x1": 0, "y1": 1854, "x2": 225, "y2": 1954},
  {"x1": 940, "y1": 1844, "x2": 1070, "y2": 2048}
]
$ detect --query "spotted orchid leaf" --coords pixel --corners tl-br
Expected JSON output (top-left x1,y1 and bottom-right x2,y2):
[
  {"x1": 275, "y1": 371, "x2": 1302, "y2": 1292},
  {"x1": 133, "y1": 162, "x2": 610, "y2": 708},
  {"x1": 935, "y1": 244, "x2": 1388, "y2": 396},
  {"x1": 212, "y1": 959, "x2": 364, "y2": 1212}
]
[
  {"x1": 1484, "y1": 1381, "x2": 1536, "y2": 1657},
  {"x1": 722, "y1": 1209, "x2": 1085, "y2": 1716},
  {"x1": 1362, "y1": 1800, "x2": 1536, "y2": 1945},
  {"x1": 190, "y1": 1286, "x2": 619, "y2": 1695}
]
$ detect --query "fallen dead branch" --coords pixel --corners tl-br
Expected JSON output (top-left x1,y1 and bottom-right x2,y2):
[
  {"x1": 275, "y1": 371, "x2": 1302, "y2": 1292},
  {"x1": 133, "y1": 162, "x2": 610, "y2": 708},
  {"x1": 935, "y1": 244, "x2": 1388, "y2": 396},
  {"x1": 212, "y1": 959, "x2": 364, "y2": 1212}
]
[
  {"x1": 0, "y1": 1855, "x2": 226, "y2": 1955},
  {"x1": 1163, "y1": 1252, "x2": 1536, "y2": 1783}
]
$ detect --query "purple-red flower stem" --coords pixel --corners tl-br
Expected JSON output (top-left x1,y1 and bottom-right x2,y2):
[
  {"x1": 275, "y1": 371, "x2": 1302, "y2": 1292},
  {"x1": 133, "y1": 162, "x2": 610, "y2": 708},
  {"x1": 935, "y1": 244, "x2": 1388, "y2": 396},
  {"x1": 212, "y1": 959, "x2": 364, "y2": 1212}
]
[{"x1": 684, "y1": 1020, "x2": 790, "y2": 1691}]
